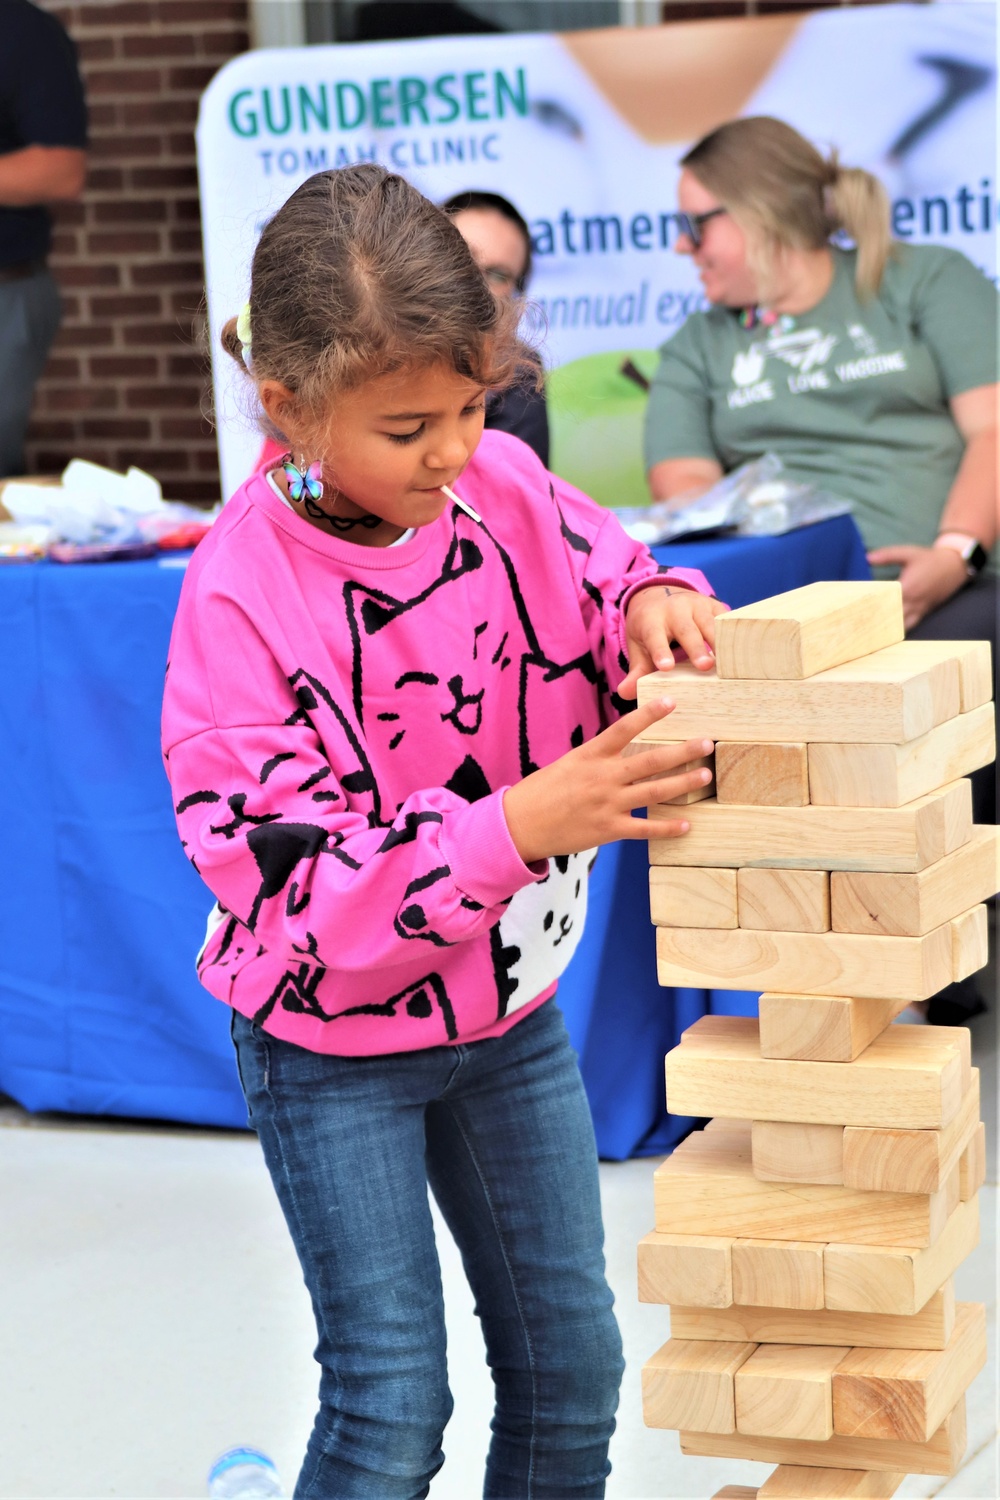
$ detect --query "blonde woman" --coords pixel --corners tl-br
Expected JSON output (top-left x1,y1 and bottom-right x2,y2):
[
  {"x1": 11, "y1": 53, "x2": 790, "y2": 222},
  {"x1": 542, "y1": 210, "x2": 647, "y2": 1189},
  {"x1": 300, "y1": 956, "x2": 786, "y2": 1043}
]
[
  {"x1": 645, "y1": 116, "x2": 997, "y2": 1018},
  {"x1": 645, "y1": 116, "x2": 996, "y2": 631}
]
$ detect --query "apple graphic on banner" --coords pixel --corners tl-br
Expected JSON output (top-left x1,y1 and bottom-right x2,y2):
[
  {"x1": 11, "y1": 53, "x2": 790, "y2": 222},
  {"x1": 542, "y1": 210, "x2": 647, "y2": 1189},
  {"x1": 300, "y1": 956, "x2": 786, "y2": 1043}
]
[{"x1": 547, "y1": 348, "x2": 660, "y2": 510}]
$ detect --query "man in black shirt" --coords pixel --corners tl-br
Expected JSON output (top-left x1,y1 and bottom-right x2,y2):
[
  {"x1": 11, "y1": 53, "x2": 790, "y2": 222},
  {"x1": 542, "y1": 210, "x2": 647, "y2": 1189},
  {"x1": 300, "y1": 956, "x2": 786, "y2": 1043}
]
[{"x1": 1, "y1": 0, "x2": 87, "y2": 477}]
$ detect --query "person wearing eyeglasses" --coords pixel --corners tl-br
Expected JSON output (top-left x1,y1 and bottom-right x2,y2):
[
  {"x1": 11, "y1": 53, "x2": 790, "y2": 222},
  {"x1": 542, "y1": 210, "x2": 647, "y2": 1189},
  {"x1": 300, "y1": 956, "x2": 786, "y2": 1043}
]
[
  {"x1": 645, "y1": 116, "x2": 997, "y2": 1021},
  {"x1": 443, "y1": 190, "x2": 549, "y2": 466},
  {"x1": 645, "y1": 117, "x2": 996, "y2": 633}
]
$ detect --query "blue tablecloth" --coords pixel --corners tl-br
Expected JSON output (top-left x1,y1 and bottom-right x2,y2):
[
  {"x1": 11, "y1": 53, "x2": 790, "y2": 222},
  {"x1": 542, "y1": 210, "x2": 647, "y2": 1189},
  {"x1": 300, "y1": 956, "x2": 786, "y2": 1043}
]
[{"x1": 0, "y1": 516, "x2": 869, "y2": 1145}]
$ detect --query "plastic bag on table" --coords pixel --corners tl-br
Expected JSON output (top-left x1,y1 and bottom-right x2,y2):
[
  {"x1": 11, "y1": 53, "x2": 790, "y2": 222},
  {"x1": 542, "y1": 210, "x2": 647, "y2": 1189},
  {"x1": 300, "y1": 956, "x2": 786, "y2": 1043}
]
[{"x1": 613, "y1": 454, "x2": 852, "y2": 545}]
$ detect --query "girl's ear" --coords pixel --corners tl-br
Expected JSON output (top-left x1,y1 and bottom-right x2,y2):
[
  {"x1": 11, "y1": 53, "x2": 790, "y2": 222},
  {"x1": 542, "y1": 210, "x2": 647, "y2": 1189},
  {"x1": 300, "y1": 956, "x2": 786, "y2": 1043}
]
[{"x1": 259, "y1": 379, "x2": 299, "y2": 434}]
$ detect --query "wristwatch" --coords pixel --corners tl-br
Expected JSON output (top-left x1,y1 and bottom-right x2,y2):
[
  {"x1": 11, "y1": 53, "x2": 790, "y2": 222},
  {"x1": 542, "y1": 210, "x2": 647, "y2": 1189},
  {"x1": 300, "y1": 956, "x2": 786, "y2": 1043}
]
[{"x1": 934, "y1": 531, "x2": 989, "y2": 578}]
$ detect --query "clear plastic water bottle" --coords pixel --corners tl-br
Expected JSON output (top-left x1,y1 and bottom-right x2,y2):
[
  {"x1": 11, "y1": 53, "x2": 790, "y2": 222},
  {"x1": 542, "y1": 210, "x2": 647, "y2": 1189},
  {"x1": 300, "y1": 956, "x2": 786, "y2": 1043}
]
[{"x1": 207, "y1": 1447, "x2": 283, "y2": 1498}]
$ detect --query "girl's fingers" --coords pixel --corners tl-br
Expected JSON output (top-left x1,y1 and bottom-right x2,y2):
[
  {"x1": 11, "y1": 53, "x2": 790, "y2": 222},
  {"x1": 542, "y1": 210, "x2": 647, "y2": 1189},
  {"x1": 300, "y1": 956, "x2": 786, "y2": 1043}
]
[
  {"x1": 616, "y1": 645, "x2": 656, "y2": 702},
  {"x1": 640, "y1": 617, "x2": 675, "y2": 673},
  {"x1": 623, "y1": 738, "x2": 714, "y2": 783},
  {"x1": 622, "y1": 813, "x2": 691, "y2": 841},
  {"x1": 672, "y1": 614, "x2": 714, "y2": 668},
  {"x1": 624, "y1": 767, "x2": 712, "y2": 811},
  {"x1": 600, "y1": 695, "x2": 675, "y2": 751}
]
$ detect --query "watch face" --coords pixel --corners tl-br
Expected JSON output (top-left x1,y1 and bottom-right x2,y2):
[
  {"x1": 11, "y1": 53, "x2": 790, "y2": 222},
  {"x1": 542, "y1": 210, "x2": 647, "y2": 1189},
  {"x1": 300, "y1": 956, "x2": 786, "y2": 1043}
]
[{"x1": 967, "y1": 542, "x2": 989, "y2": 575}]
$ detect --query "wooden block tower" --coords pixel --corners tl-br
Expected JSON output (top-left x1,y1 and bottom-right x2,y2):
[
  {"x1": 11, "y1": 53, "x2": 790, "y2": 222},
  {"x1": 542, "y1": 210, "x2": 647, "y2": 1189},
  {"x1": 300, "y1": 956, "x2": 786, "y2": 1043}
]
[{"x1": 634, "y1": 582, "x2": 995, "y2": 1499}]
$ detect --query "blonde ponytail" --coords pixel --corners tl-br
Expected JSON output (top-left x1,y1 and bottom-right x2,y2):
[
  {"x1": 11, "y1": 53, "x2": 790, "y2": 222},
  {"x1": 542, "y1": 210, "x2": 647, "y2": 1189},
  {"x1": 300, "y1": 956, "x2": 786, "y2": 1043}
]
[
  {"x1": 825, "y1": 159, "x2": 893, "y2": 299},
  {"x1": 682, "y1": 118, "x2": 894, "y2": 300}
]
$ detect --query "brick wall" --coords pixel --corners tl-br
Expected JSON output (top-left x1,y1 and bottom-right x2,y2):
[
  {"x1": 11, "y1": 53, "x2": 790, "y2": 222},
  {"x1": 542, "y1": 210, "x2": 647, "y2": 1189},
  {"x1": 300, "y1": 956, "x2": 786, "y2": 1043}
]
[{"x1": 26, "y1": 0, "x2": 250, "y2": 501}]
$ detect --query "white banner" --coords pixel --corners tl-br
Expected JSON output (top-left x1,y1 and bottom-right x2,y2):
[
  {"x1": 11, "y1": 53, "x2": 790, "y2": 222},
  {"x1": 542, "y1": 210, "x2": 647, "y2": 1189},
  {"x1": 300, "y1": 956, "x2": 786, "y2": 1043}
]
[{"x1": 197, "y1": 2, "x2": 996, "y2": 503}]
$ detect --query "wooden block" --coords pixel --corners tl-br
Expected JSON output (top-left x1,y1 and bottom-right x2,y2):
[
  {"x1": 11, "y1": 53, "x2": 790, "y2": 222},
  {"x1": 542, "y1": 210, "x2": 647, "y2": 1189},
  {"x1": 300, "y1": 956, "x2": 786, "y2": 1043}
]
[
  {"x1": 732, "y1": 1240, "x2": 825, "y2": 1309},
  {"x1": 681, "y1": 1393, "x2": 965, "y2": 1476},
  {"x1": 672, "y1": 1282, "x2": 955, "y2": 1350},
  {"x1": 809, "y1": 702, "x2": 995, "y2": 808},
  {"x1": 637, "y1": 1230, "x2": 732, "y2": 1307},
  {"x1": 736, "y1": 1343, "x2": 849, "y2": 1439},
  {"x1": 759, "y1": 995, "x2": 907, "y2": 1063},
  {"x1": 752, "y1": 1122, "x2": 844, "y2": 1186},
  {"x1": 658, "y1": 923, "x2": 955, "y2": 1001},
  {"x1": 843, "y1": 1071, "x2": 980, "y2": 1194},
  {"x1": 655, "y1": 1129, "x2": 954, "y2": 1247},
  {"x1": 959, "y1": 1122, "x2": 986, "y2": 1201},
  {"x1": 758, "y1": 1468, "x2": 903, "y2": 1499},
  {"x1": 713, "y1": 1488, "x2": 759, "y2": 1499},
  {"x1": 889, "y1": 639, "x2": 992, "y2": 712},
  {"x1": 649, "y1": 866, "x2": 738, "y2": 928},
  {"x1": 738, "y1": 870, "x2": 830, "y2": 932},
  {"x1": 884, "y1": 1022, "x2": 972, "y2": 1090},
  {"x1": 636, "y1": 642, "x2": 961, "y2": 744},
  {"x1": 649, "y1": 781, "x2": 972, "y2": 874},
  {"x1": 641, "y1": 1336, "x2": 757, "y2": 1432},
  {"x1": 714, "y1": 582, "x2": 904, "y2": 681},
  {"x1": 951, "y1": 904, "x2": 988, "y2": 981},
  {"x1": 665, "y1": 1017, "x2": 965, "y2": 1129},
  {"x1": 824, "y1": 1201, "x2": 977, "y2": 1315},
  {"x1": 622, "y1": 736, "x2": 715, "y2": 805},
  {"x1": 717, "y1": 743, "x2": 810, "y2": 806},
  {"x1": 833, "y1": 1302, "x2": 986, "y2": 1443},
  {"x1": 830, "y1": 825, "x2": 999, "y2": 937}
]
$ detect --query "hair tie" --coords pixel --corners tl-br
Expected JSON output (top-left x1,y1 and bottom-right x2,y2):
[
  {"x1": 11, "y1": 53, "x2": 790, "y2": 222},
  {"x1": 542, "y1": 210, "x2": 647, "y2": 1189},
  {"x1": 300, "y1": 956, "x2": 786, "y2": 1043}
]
[{"x1": 236, "y1": 302, "x2": 253, "y2": 370}]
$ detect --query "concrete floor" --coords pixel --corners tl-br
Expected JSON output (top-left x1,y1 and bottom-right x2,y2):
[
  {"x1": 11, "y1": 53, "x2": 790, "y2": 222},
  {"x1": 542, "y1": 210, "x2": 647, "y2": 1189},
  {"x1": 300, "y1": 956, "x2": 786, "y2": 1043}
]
[{"x1": 0, "y1": 1004, "x2": 995, "y2": 1499}]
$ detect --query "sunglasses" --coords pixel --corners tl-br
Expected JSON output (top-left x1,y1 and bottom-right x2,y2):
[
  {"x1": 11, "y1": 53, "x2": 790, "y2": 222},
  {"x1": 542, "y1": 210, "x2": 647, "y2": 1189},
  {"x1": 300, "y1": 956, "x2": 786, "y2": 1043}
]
[{"x1": 676, "y1": 207, "x2": 727, "y2": 248}]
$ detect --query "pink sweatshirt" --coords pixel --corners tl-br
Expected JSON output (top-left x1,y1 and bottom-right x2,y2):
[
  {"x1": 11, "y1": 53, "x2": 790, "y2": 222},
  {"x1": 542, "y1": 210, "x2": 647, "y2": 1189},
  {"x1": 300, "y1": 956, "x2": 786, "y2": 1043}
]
[{"x1": 162, "y1": 431, "x2": 712, "y2": 1055}]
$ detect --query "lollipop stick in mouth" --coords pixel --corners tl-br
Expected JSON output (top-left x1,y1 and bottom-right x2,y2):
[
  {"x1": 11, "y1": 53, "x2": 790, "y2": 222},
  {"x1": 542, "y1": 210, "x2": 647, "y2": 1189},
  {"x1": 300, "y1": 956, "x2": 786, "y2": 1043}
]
[{"x1": 440, "y1": 484, "x2": 482, "y2": 524}]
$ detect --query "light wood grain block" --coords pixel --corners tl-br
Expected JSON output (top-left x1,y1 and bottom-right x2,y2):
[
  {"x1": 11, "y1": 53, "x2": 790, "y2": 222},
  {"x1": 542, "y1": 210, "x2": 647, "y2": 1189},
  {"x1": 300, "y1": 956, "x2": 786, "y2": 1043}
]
[
  {"x1": 830, "y1": 826, "x2": 999, "y2": 937},
  {"x1": 809, "y1": 702, "x2": 995, "y2": 808},
  {"x1": 951, "y1": 904, "x2": 988, "y2": 981},
  {"x1": 738, "y1": 870, "x2": 830, "y2": 932},
  {"x1": 959, "y1": 1122, "x2": 986, "y2": 1201},
  {"x1": 649, "y1": 866, "x2": 738, "y2": 928},
  {"x1": 672, "y1": 1283, "x2": 955, "y2": 1350},
  {"x1": 758, "y1": 1468, "x2": 903, "y2": 1499},
  {"x1": 713, "y1": 582, "x2": 904, "y2": 681},
  {"x1": 825, "y1": 1203, "x2": 977, "y2": 1316},
  {"x1": 712, "y1": 1488, "x2": 759, "y2": 1499},
  {"x1": 751, "y1": 1122, "x2": 844, "y2": 1186},
  {"x1": 622, "y1": 736, "x2": 715, "y2": 805},
  {"x1": 843, "y1": 1071, "x2": 980, "y2": 1195},
  {"x1": 666, "y1": 1016, "x2": 965, "y2": 1129},
  {"x1": 650, "y1": 781, "x2": 972, "y2": 874},
  {"x1": 732, "y1": 1240, "x2": 825, "y2": 1310},
  {"x1": 655, "y1": 1128, "x2": 954, "y2": 1248},
  {"x1": 833, "y1": 1302, "x2": 985, "y2": 1444},
  {"x1": 736, "y1": 1344, "x2": 848, "y2": 1440},
  {"x1": 889, "y1": 639, "x2": 991, "y2": 712},
  {"x1": 636, "y1": 642, "x2": 961, "y2": 744},
  {"x1": 642, "y1": 1336, "x2": 757, "y2": 1432},
  {"x1": 681, "y1": 1393, "x2": 965, "y2": 1476},
  {"x1": 658, "y1": 923, "x2": 955, "y2": 1001},
  {"x1": 637, "y1": 1230, "x2": 732, "y2": 1307},
  {"x1": 717, "y1": 743, "x2": 810, "y2": 806},
  {"x1": 758, "y1": 995, "x2": 908, "y2": 1063}
]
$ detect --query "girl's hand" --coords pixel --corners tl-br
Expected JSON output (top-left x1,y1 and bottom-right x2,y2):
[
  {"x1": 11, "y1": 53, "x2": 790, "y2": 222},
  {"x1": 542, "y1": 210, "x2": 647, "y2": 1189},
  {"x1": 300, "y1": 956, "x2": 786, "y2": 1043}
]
[
  {"x1": 866, "y1": 544, "x2": 968, "y2": 630},
  {"x1": 503, "y1": 698, "x2": 713, "y2": 865},
  {"x1": 619, "y1": 585, "x2": 729, "y2": 699}
]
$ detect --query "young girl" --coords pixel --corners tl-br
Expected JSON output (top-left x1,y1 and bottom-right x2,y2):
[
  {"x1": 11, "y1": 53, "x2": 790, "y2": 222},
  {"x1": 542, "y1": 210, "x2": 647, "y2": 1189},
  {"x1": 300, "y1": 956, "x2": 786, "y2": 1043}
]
[{"x1": 163, "y1": 164, "x2": 723, "y2": 1500}]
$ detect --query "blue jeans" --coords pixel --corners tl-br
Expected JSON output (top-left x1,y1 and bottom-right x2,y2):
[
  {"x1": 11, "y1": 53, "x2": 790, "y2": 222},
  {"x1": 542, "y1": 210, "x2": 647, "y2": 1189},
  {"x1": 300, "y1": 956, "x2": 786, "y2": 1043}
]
[{"x1": 231, "y1": 999, "x2": 624, "y2": 1500}]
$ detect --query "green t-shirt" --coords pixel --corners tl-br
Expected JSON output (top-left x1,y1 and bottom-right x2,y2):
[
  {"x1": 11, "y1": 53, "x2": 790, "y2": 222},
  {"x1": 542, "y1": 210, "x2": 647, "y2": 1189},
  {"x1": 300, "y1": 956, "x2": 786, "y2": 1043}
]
[{"x1": 644, "y1": 245, "x2": 999, "y2": 574}]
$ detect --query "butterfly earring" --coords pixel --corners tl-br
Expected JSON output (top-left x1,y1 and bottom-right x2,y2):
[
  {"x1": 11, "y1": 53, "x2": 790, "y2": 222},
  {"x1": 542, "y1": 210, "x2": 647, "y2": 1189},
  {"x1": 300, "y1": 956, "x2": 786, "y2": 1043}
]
[{"x1": 282, "y1": 453, "x2": 324, "y2": 504}]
